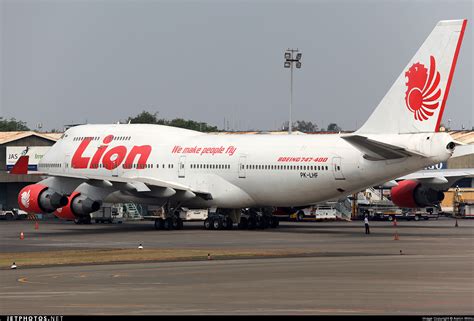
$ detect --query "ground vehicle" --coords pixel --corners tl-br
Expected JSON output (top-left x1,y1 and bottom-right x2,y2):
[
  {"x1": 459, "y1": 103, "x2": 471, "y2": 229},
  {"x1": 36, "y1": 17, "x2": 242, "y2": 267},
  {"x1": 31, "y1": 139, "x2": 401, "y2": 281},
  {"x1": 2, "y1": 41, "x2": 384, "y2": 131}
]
[
  {"x1": 0, "y1": 209, "x2": 16, "y2": 220},
  {"x1": 0, "y1": 208, "x2": 28, "y2": 220},
  {"x1": 292, "y1": 205, "x2": 338, "y2": 222},
  {"x1": 402, "y1": 208, "x2": 440, "y2": 221},
  {"x1": 458, "y1": 202, "x2": 474, "y2": 218},
  {"x1": 149, "y1": 207, "x2": 209, "y2": 230},
  {"x1": 179, "y1": 208, "x2": 208, "y2": 221},
  {"x1": 362, "y1": 205, "x2": 439, "y2": 221},
  {"x1": 90, "y1": 206, "x2": 125, "y2": 224}
]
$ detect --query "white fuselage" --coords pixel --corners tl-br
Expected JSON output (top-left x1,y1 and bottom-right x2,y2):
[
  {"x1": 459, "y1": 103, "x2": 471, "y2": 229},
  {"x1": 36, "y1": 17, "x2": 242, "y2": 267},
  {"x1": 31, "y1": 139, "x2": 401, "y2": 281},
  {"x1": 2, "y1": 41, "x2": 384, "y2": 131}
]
[{"x1": 38, "y1": 124, "x2": 454, "y2": 208}]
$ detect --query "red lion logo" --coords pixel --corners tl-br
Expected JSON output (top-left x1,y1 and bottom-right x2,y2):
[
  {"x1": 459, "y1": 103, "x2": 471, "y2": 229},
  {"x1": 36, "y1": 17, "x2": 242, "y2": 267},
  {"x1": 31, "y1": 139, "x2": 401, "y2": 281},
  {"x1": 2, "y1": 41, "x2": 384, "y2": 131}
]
[{"x1": 405, "y1": 55, "x2": 441, "y2": 121}]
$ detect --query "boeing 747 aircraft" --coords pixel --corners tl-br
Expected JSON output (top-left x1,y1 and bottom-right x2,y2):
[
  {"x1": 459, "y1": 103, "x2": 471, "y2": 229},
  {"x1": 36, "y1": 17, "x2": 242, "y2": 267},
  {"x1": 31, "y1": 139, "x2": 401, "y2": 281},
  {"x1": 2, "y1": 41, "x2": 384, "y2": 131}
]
[{"x1": 12, "y1": 19, "x2": 468, "y2": 228}]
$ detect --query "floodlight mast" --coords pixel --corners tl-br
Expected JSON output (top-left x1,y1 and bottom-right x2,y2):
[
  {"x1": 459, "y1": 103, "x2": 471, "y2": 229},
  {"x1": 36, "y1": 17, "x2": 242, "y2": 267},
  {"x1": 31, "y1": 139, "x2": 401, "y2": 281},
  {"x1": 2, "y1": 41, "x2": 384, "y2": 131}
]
[{"x1": 284, "y1": 48, "x2": 302, "y2": 134}]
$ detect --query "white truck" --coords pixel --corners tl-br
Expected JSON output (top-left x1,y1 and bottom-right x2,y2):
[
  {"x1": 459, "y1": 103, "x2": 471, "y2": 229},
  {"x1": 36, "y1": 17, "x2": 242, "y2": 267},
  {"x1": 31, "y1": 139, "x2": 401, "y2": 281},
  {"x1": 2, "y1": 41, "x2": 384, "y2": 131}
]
[
  {"x1": 293, "y1": 205, "x2": 338, "y2": 221},
  {"x1": 90, "y1": 205, "x2": 124, "y2": 224},
  {"x1": 0, "y1": 208, "x2": 28, "y2": 220}
]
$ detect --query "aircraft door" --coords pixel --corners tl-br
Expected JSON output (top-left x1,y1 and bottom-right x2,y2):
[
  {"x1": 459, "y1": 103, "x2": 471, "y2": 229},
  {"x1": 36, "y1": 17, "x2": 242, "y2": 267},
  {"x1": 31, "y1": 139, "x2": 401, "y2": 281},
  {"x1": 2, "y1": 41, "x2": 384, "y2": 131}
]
[
  {"x1": 63, "y1": 155, "x2": 70, "y2": 173},
  {"x1": 238, "y1": 155, "x2": 246, "y2": 178},
  {"x1": 332, "y1": 156, "x2": 345, "y2": 180},
  {"x1": 178, "y1": 155, "x2": 186, "y2": 178}
]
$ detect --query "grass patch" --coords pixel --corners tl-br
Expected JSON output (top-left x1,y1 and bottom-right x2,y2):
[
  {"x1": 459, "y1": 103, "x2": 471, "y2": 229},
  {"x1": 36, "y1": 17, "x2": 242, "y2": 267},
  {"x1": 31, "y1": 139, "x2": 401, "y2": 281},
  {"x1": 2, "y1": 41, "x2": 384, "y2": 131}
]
[{"x1": 1, "y1": 248, "x2": 316, "y2": 268}]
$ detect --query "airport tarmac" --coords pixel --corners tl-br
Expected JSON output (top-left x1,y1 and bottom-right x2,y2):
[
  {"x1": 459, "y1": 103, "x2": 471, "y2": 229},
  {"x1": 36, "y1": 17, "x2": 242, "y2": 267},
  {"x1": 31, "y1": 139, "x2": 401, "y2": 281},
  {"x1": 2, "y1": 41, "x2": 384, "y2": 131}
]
[{"x1": 0, "y1": 218, "x2": 473, "y2": 315}]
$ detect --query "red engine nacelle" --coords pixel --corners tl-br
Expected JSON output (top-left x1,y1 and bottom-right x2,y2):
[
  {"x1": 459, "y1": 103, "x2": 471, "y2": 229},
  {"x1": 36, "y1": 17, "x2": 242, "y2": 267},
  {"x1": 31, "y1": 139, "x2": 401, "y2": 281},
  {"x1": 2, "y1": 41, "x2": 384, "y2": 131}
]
[
  {"x1": 391, "y1": 180, "x2": 444, "y2": 208},
  {"x1": 54, "y1": 192, "x2": 102, "y2": 220},
  {"x1": 54, "y1": 192, "x2": 80, "y2": 220},
  {"x1": 18, "y1": 184, "x2": 68, "y2": 214}
]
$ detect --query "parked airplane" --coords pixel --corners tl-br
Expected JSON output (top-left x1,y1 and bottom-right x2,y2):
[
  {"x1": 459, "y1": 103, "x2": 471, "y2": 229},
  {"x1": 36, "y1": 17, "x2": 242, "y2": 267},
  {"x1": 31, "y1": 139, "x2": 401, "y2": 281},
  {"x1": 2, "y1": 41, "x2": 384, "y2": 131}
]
[
  {"x1": 390, "y1": 167, "x2": 474, "y2": 208},
  {"x1": 12, "y1": 19, "x2": 468, "y2": 228},
  {"x1": 380, "y1": 142, "x2": 473, "y2": 208}
]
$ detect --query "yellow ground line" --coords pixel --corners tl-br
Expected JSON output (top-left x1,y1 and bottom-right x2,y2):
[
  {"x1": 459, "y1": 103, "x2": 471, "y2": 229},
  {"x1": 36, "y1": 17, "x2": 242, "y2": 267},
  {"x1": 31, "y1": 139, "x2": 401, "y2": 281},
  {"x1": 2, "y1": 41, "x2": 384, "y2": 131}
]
[{"x1": 17, "y1": 277, "x2": 46, "y2": 284}]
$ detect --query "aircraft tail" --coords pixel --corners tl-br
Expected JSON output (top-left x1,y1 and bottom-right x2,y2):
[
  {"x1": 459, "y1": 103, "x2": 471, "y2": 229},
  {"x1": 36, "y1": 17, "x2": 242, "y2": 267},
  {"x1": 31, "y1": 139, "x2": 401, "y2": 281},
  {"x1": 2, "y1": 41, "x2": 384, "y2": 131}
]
[
  {"x1": 10, "y1": 156, "x2": 29, "y2": 174},
  {"x1": 357, "y1": 19, "x2": 467, "y2": 134}
]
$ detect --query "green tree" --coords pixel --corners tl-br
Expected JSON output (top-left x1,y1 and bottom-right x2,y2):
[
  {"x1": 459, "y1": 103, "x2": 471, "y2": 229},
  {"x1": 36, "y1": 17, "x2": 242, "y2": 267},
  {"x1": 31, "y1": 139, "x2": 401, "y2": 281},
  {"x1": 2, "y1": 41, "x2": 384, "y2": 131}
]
[
  {"x1": 127, "y1": 111, "x2": 161, "y2": 124},
  {"x1": 0, "y1": 117, "x2": 29, "y2": 131},
  {"x1": 294, "y1": 120, "x2": 317, "y2": 133},
  {"x1": 281, "y1": 120, "x2": 318, "y2": 133},
  {"x1": 127, "y1": 111, "x2": 218, "y2": 132},
  {"x1": 326, "y1": 123, "x2": 341, "y2": 132}
]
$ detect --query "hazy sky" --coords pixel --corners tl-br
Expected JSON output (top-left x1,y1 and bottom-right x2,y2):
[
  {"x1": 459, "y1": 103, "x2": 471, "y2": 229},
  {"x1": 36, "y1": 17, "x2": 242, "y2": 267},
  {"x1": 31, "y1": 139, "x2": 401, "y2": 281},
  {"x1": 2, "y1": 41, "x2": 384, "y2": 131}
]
[{"x1": 1, "y1": 0, "x2": 472, "y2": 132}]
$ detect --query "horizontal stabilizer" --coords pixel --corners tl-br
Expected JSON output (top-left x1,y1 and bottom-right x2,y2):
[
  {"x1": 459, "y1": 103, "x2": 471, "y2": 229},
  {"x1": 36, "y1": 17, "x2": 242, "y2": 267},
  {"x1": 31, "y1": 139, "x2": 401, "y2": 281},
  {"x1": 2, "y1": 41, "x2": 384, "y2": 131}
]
[{"x1": 342, "y1": 135, "x2": 424, "y2": 160}]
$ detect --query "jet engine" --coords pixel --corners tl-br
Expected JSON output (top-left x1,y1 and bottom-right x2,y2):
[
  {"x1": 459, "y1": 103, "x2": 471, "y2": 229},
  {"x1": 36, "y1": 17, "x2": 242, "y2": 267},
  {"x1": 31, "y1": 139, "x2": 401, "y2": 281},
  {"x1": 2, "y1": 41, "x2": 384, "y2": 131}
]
[
  {"x1": 18, "y1": 184, "x2": 68, "y2": 214},
  {"x1": 54, "y1": 192, "x2": 102, "y2": 219},
  {"x1": 391, "y1": 180, "x2": 444, "y2": 208}
]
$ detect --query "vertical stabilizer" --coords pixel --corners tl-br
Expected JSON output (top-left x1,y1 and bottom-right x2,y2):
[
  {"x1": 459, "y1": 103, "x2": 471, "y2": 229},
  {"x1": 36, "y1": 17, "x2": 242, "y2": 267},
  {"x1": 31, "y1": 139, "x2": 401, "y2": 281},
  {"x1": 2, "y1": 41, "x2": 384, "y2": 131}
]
[{"x1": 357, "y1": 20, "x2": 467, "y2": 134}]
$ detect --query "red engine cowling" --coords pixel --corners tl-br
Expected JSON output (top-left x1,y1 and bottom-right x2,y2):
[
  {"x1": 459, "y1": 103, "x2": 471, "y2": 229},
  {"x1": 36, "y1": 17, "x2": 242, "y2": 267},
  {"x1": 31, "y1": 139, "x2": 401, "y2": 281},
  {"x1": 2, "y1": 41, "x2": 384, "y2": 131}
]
[
  {"x1": 54, "y1": 192, "x2": 101, "y2": 220},
  {"x1": 18, "y1": 184, "x2": 68, "y2": 214},
  {"x1": 54, "y1": 192, "x2": 79, "y2": 220},
  {"x1": 391, "y1": 180, "x2": 445, "y2": 208}
]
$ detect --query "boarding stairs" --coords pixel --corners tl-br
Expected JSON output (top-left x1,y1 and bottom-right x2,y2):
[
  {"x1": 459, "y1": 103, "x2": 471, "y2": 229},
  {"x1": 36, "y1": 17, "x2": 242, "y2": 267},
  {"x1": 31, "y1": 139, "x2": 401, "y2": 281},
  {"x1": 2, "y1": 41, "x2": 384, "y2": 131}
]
[{"x1": 124, "y1": 203, "x2": 143, "y2": 220}]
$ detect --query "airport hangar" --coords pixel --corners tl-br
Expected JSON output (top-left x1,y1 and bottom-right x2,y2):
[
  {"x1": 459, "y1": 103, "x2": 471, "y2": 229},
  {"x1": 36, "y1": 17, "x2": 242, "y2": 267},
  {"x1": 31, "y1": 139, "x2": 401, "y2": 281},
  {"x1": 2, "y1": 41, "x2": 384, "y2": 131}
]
[
  {"x1": 0, "y1": 131, "x2": 62, "y2": 210},
  {"x1": 0, "y1": 130, "x2": 472, "y2": 210}
]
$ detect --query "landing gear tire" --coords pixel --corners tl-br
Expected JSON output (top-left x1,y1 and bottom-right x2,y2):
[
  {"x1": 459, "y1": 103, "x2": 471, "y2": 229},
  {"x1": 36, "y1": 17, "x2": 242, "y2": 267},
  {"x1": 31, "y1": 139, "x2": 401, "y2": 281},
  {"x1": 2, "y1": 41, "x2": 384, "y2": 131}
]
[
  {"x1": 154, "y1": 218, "x2": 165, "y2": 230},
  {"x1": 225, "y1": 217, "x2": 233, "y2": 230},
  {"x1": 172, "y1": 217, "x2": 183, "y2": 230},
  {"x1": 222, "y1": 218, "x2": 229, "y2": 229},
  {"x1": 164, "y1": 218, "x2": 173, "y2": 230},
  {"x1": 204, "y1": 218, "x2": 211, "y2": 230},
  {"x1": 247, "y1": 217, "x2": 256, "y2": 230},
  {"x1": 212, "y1": 218, "x2": 222, "y2": 230},
  {"x1": 256, "y1": 217, "x2": 265, "y2": 229},
  {"x1": 263, "y1": 217, "x2": 270, "y2": 229},
  {"x1": 238, "y1": 217, "x2": 248, "y2": 230},
  {"x1": 177, "y1": 218, "x2": 184, "y2": 230}
]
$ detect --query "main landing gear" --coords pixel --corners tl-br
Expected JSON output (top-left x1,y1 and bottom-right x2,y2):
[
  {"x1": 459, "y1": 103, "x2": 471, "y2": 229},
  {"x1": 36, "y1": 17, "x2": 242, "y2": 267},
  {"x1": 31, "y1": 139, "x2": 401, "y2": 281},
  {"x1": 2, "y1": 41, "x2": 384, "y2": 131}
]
[
  {"x1": 154, "y1": 213, "x2": 184, "y2": 231},
  {"x1": 203, "y1": 208, "x2": 279, "y2": 231},
  {"x1": 203, "y1": 215, "x2": 234, "y2": 230}
]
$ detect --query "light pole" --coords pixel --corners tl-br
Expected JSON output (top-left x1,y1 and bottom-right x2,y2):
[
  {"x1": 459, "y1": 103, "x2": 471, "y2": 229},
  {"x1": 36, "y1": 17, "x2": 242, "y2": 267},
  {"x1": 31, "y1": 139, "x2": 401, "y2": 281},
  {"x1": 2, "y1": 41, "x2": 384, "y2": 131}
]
[{"x1": 284, "y1": 49, "x2": 302, "y2": 134}]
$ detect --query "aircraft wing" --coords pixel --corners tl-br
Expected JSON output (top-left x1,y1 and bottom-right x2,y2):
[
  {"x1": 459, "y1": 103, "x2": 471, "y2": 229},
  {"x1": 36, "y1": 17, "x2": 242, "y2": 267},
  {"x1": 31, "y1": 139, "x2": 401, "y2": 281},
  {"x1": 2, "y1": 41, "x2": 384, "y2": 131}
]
[
  {"x1": 396, "y1": 168, "x2": 474, "y2": 189},
  {"x1": 10, "y1": 156, "x2": 213, "y2": 200},
  {"x1": 398, "y1": 168, "x2": 474, "y2": 181}
]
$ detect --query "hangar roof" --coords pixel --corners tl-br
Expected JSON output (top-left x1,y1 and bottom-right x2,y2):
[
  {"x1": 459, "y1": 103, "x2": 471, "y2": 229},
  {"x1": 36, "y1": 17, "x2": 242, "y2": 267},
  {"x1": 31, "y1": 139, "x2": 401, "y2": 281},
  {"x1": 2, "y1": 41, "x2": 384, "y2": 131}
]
[
  {"x1": 449, "y1": 131, "x2": 474, "y2": 145},
  {"x1": 0, "y1": 131, "x2": 62, "y2": 145}
]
